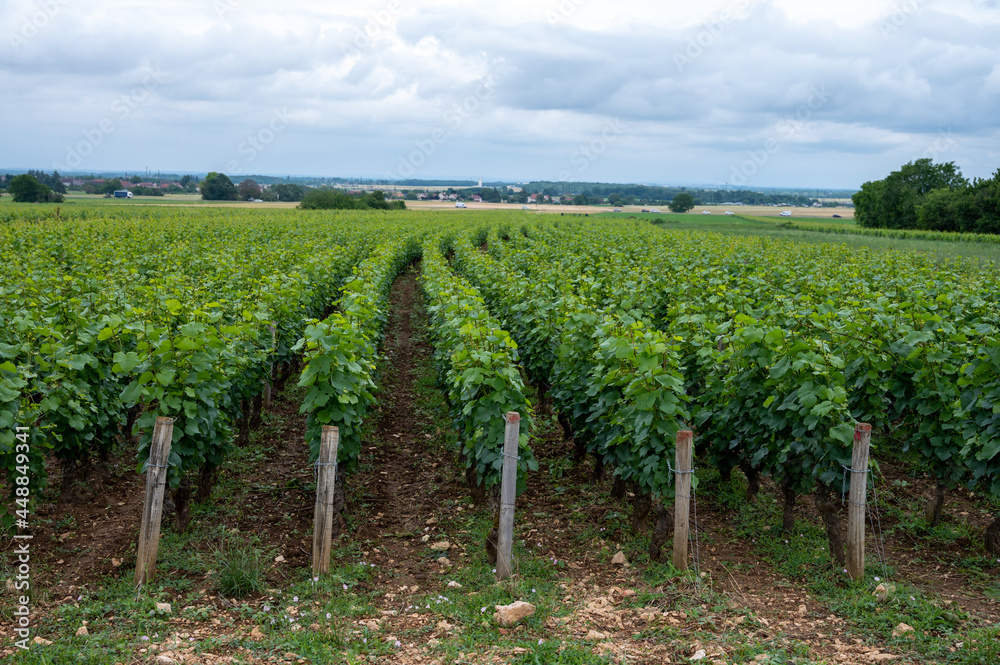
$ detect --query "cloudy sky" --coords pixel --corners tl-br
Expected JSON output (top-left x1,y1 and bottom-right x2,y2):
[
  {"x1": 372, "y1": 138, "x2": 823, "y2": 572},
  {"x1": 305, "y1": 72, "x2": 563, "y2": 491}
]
[{"x1": 2, "y1": 0, "x2": 999, "y2": 188}]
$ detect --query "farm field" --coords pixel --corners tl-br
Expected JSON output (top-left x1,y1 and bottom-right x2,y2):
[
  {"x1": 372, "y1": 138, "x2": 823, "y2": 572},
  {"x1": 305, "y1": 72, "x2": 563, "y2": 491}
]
[{"x1": 1, "y1": 207, "x2": 999, "y2": 664}]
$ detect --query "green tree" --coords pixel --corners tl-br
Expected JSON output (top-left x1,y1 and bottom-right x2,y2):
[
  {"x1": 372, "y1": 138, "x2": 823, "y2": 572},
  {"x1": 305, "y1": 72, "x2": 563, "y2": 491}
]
[
  {"x1": 99, "y1": 178, "x2": 123, "y2": 195},
  {"x1": 270, "y1": 183, "x2": 305, "y2": 202},
  {"x1": 854, "y1": 159, "x2": 967, "y2": 229},
  {"x1": 201, "y1": 172, "x2": 238, "y2": 201},
  {"x1": 130, "y1": 175, "x2": 143, "y2": 184},
  {"x1": 237, "y1": 179, "x2": 262, "y2": 201},
  {"x1": 298, "y1": 189, "x2": 362, "y2": 210},
  {"x1": 9, "y1": 174, "x2": 51, "y2": 202},
  {"x1": 669, "y1": 192, "x2": 695, "y2": 213},
  {"x1": 364, "y1": 190, "x2": 391, "y2": 210},
  {"x1": 916, "y1": 187, "x2": 975, "y2": 232}
]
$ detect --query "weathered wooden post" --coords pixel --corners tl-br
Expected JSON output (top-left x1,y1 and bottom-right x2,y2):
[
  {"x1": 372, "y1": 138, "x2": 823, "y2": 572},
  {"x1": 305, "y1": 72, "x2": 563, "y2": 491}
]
[
  {"x1": 672, "y1": 429, "x2": 694, "y2": 571},
  {"x1": 847, "y1": 422, "x2": 872, "y2": 581},
  {"x1": 264, "y1": 325, "x2": 277, "y2": 412},
  {"x1": 496, "y1": 412, "x2": 520, "y2": 581},
  {"x1": 312, "y1": 426, "x2": 340, "y2": 577},
  {"x1": 135, "y1": 417, "x2": 173, "y2": 587}
]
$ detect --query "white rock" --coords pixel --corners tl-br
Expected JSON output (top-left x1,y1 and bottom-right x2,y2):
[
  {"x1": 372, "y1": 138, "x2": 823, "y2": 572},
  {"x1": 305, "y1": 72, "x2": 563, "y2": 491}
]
[
  {"x1": 437, "y1": 557, "x2": 451, "y2": 566},
  {"x1": 585, "y1": 629, "x2": 607, "y2": 640},
  {"x1": 75, "y1": 625, "x2": 89, "y2": 637},
  {"x1": 873, "y1": 583, "x2": 895, "y2": 602},
  {"x1": 155, "y1": 602, "x2": 172, "y2": 614},
  {"x1": 33, "y1": 636, "x2": 53, "y2": 645},
  {"x1": 494, "y1": 601, "x2": 536, "y2": 626},
  {"x1": 155, "y1": 656, "x2": 177, "y2": 665},
  {"x1": 690, "y1": 649, "x2": 707, "y2": 661},
  {"x1": 892, "y1": 622, "x2": 915, "y2": 638},
  {"x1": 611, "y1": 551, "x2": 628, "y2": 565},
  {"x1": 274, "y1": 555, "x2": 285, "y2": 563},
  {"x1": 430, "y1": 541, "x2": 451, "y2": 551},
  {"x1": 447, "y1": 580, "x2": 462, "y2": 588},
  {"x1": 421, "y1": 534, "x2": 430, "y2": 543}
]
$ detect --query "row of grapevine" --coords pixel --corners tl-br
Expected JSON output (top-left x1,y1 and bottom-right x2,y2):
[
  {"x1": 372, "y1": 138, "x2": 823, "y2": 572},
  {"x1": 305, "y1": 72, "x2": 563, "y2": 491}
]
[
  {"x1": 296, "y1": 236, "x2": 421, "y2": 475},
  {"x1": 420, "y1": 237, "x2": 536, "y2": 497},
  {"x1": 481, "y1": 219, "x2": 1000, "y2": 551},
  {"x1": 450, "y1": 231, "x2": 689, "y2": 522},
  {"x1": 0, "y1": 209, "x2": 382, "y2": 527}
]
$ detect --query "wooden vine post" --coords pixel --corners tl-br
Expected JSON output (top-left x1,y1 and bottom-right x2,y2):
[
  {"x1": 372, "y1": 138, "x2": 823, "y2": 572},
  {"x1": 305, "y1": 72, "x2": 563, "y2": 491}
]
[
  {"x1": 672, "y1": 429, "x2": 694, "y2": 571},
  {"x1": 496, "y1": 412, "x2": 520, "y2": 581},
  {"x1": 846, "y1": 422, "x2": 872, "y2": 581},
  {"x1": 264, "y1": 325, "x2": 277, "y2": 412},
  {"x1": 135, "y1": 416, "x2": 173, "y2": 587},
  {"x1": 312, "y1": 426, "x2": 340, "y2": 577}
]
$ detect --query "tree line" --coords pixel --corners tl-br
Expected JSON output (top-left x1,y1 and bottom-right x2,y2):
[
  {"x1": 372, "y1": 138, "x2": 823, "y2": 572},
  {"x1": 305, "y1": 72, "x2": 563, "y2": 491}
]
[{"x1": 854, "y1": 159, "x2": 1000, "y2": 233}]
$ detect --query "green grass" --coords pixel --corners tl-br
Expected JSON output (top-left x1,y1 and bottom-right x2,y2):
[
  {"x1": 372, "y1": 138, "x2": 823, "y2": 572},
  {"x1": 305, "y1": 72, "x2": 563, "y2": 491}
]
[
  {"x1": 708, "y1": 470, "x2": 1000, "y2": 664},
  {"x1": 596, "y1": 210, "x2": 1000, "y2": 264}
]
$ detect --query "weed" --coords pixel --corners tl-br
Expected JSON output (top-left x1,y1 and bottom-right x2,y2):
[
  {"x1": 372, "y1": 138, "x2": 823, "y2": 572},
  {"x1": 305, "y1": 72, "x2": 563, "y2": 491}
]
[{"x1": 214, "y1": 532, "x2": 272, "y2": 598}]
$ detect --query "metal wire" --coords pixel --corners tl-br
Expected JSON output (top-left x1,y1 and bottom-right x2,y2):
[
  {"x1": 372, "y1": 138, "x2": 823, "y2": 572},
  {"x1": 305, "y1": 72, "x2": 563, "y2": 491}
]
[
  {"x1": 867, "y1": 472, "x2": 891, "y2": 582},
  {"x1": 690, "y1": 483, "x2": 702, "y2": 594}
]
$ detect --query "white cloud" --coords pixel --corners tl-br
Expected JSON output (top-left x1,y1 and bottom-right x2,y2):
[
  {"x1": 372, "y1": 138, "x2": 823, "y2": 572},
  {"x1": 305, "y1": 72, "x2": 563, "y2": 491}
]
[{"x1": 0, "y1": 0, "x2": 998, "y2": 187}]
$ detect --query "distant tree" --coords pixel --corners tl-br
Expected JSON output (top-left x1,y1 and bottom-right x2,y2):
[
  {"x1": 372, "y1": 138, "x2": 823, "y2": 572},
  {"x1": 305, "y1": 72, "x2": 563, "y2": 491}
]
[
  {"x1": 179, "y1": 175, "x2": 192, "y2": 188},
  {"x1": 130, "y1": 175, "x2": 143, "y2": 184},
  {"x1": 9, "y1": 174, "x2": 56, "y2": 202},
  {"x1": 298, "y1": 189, "x2": 362, "y2": 210},
  {"x1": 99, "y1": 178, "x2": 124, "y2": 195},
  {"x1": 914, "y1": 169, "x2": 1000, "y2": 234},
  {"x1": 854, "y1": 159, "x2": 968, "y2": 229},
  {"x1": 237, "y1": 179, "x2": 262, "y2": 201},
  {"x1": 26, "y1": 169, "x2": 67, "y2": 194},
  {"x1": 270, "y1": 183, "x2": 305, "y2": 202},
  {"x1": 668, "y1": 192, "x2": 695, "y2": 213},
  {"x1": 131, "y1": 185, "x2": 165, "y2": 197},
  {"x1": 364, "y1": 189, "x2": 391, "y2": 210},
  {"x1": 201, "y1": 172, "x2": 238, "y2": 201}
]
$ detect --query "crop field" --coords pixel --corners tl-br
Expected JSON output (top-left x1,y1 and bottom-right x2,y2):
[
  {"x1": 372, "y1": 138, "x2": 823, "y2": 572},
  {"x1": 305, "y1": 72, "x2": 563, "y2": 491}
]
[{"x1": 1, "y1": 206, "x2": 999, "y2": 664}]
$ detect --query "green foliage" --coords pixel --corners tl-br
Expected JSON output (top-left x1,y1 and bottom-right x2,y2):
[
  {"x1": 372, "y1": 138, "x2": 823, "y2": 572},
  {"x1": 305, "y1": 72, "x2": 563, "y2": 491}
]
[
  {"x1": 237, "y1": 178, "x2": 262, "y2": 201},
  {"x1": 299, "y1": 189, "x2": 364, "y2": 210},
  {"x1": 668, "y1": 192, "x2": 695, "y2": 213},
  {"x1": 296, "y1": 239, "x2": 419, "y2": 468},
  {"x1": 9, "y1": 174, "x2": 56, "y2": 203},
  {"x1": 200, "y1": 172, "x2": 238, "y2": 201},
  {"x1": 298, "y1": 188, "x2": 406, "y2": 211},
  {"x1": 421, "y1": 238, "x2": 537, "y2": 492},
  {"x1": 854, "y1": 159, "x2": 968, "y2": 230},
  {"x1": 268, "y1": 182, "x2": 305, "y2": 202}
]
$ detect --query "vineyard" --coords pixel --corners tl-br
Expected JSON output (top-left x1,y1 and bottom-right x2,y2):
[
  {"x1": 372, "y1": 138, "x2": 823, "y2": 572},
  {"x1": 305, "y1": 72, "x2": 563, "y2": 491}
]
[{"x1": 2, "y1": 207, "x2": 1000, "y2": 664}]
